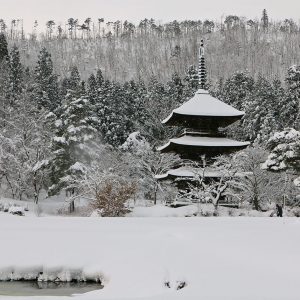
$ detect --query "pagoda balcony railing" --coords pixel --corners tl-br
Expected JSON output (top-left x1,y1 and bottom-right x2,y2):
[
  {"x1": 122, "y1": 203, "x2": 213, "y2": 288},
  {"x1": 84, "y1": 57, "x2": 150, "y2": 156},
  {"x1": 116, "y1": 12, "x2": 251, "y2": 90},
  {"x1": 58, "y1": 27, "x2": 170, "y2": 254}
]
[{"x1": 179, "y1": 128, "x2": 226, "y2": 137}]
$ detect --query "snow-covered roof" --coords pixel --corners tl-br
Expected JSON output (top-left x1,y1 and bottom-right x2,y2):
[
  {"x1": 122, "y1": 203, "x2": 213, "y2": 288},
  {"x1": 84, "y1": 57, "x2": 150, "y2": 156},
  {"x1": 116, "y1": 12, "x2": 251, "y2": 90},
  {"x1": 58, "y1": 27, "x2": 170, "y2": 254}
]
[
  {"x1": 156, "y1": 167, "x2": 226, "y2": 179},
  {"x1": 157, "y1": 135, "x2": 250, "y2": 151},
  {"x1": 162, "y1": 89, "x2": 244, "y2": 124},
  {"x1": 156, "y1": 167, "x2": 250, "y2": 180}
]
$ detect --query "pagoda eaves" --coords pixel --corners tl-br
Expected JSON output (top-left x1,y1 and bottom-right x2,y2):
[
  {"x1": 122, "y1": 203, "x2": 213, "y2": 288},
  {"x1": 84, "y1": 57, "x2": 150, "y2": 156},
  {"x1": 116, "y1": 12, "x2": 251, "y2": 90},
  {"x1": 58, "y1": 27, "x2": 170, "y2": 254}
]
[
  {"x1": 162, "y1": 89, "x2": 244, "y2": 129},
  {"x1": 158, "y1": 135, "x2": 249, "y2": 159}
]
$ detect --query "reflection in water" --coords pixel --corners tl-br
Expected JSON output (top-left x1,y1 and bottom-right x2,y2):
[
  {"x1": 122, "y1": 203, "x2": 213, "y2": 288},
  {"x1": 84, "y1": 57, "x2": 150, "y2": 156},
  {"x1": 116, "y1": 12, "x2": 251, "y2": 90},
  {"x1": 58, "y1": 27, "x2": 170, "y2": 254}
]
[{"x1": 0, "y1": 281, "x2": 103, "y2": 296}]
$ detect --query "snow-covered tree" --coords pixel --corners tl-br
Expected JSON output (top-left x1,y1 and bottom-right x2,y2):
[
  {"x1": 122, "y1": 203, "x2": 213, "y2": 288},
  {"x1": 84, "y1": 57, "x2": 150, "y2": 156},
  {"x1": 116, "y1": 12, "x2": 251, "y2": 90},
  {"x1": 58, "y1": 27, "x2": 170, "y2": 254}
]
[
  {"x1": 138, "y1": 150, "x2": 181, "y2": 204},
  {"x1": 49, "y1": 92, "x2": 100, "y2": 199},
  {"x1": 184, "y1": 65, "x2": 199, "y2": 96},
  {"x1": 218, "y1": 71, "x2": 254, "y2": 111},
  {"x1": 73, "y1": 146, "x2": 137, "y2": 215},
  {"x1": 0, "y1": 91, "x2": 51, "y2": 203},
  {"x1": 0, "y1": 33, "x2": 8, "y2": 62},
  {"x1": 242, "y1": 75, "x2": 281, "y2": 141},
  {"x1": 262, "y1": 128, "x2": 300, "y2": 186},
  {"x1": 285, "y1": 65, "x2": 300, "y2": 129},
  {"x1": 166, "y1": 72, "x2": 184, "y2": 106},
  {"x1": 261, "y1": 9, "x2": 269, "y2": 30},
  {"x1": 121, "y1": 131, "x2": 151, "y2": 155},
  {"x1": 33, "y1": 47, "x2": 60, "y2": 111},
  {"x1": 6, "y1": 45, "x2": 23, "y2": 106},
  {"x1": 69, "y1": 66, "x2": 84, "y2": 97},
  {"x1": 228, "y1": 147, "x2": 289, "y2": 210}
]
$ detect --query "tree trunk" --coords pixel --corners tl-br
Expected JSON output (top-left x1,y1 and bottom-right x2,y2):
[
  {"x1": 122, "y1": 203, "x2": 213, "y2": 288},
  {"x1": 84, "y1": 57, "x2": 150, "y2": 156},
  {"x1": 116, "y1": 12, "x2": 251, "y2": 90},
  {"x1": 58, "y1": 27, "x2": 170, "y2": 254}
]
[
  {"x1": 153, "y1": 184, "x2": 158, "y2": 205},
  {"x1": 69, "y1": 200, "x2": 75, "y2": 213},
  {"x1": 253, "y1": 195, "x2": 260, "y2": 211}
]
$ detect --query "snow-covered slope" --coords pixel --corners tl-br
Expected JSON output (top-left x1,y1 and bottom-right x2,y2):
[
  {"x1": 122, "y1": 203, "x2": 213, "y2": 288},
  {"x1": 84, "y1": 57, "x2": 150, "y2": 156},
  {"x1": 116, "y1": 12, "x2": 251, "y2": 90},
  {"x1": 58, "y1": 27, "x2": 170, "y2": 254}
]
[{"x1": 0, "y1": 216, "x2": 300, "y2": 300}]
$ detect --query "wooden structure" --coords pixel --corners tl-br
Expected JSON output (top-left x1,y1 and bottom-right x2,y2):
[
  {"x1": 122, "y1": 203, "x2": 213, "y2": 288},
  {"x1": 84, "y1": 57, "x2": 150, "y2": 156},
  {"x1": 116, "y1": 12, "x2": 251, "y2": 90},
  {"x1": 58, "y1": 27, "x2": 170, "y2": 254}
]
[{"x1": 157, "y1": 39, "x2": 249, "y2": 206}]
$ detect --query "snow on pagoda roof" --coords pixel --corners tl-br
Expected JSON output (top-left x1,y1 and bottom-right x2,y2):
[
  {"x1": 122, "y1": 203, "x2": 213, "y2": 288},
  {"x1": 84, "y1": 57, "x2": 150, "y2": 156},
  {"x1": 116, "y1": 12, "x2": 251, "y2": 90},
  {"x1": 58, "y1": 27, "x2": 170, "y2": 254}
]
[
  {"x1": 156, "y1": 167, "x2": 225, "y2": 179},
  {"x1": 156, "y1": 167, "x2": 250, "y2": 180},
  {"x1": 162, "y1": 89, "x2": 244, "y2": 124},
  {"x1": 157, "y1": 135, "x2": 250, "y2": 151}
]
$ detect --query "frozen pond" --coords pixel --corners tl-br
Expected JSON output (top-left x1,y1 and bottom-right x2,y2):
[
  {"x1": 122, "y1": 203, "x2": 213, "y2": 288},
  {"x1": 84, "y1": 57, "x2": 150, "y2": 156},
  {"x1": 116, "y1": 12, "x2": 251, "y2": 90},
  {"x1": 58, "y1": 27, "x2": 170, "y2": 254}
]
[{"x1": 0, "y1": 281, "x2": 103, "y2": 296}]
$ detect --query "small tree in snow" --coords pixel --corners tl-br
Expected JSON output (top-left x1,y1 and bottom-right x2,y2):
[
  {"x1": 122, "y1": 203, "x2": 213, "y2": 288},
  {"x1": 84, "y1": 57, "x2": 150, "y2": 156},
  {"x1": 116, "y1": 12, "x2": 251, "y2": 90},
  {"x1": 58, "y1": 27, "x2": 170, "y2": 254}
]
[
  {"x1": 75, "y1": 146, "x2": 136, "y2": 215},
  {"x1": 121, "y1": 131, "x2": 181, "y2": 204},
  {"x1": 229, "y1": 147, "x2": 289, "y2": 210},
  {"x1": 263, "y1": 128, "x2": 300, "y2": 204},
  {"x1": 0, "y1": 91, "x2": 51, "y2": 203},
  {"x1": 91, "y1": 179, "x2": 136, "y2": 217},
  {"x1": 179, "y1": 156, "x2": 235, "y2": 212}
]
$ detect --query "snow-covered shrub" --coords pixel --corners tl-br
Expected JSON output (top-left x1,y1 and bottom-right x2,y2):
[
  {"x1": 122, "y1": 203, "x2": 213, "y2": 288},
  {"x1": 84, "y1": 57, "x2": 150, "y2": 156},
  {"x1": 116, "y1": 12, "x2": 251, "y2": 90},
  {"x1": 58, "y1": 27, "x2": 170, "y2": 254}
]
[
  {"x1": 8, "y1": 206, "x2": 24, "y2": 216},
  {"x1": 262, "y1": 128, "x2": 300, "y2": 172},
  {"x1": 263, "y1": 129, "x2": 300, "y2": 201},
  {"x1": 91, "y1": 179, "x2": 136, "y2": 217},
  {"x1": 121, "y1": 131, "x2": 150, "y2": 155},
  {"x1": 224, "y1": 147, "x2": 293, "y2": 210}
]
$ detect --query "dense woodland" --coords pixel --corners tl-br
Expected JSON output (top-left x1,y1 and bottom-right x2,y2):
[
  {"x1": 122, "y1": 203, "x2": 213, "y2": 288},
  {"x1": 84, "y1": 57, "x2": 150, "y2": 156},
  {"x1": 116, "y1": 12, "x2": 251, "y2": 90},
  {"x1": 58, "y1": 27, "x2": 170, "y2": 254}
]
[
  {"x1": 0, "y1": 10, "x2": 299, "y2": 82},
  {"x1": 0, "y1": 10, "x2": 299, "y2": 215}
]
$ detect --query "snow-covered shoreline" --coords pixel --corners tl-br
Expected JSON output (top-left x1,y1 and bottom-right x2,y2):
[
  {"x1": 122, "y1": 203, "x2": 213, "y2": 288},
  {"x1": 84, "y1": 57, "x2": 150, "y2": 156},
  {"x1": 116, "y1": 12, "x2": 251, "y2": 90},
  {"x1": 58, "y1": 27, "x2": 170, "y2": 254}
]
[{"x1": 1, "y1": 216, "x2": 300, "y2": 300}]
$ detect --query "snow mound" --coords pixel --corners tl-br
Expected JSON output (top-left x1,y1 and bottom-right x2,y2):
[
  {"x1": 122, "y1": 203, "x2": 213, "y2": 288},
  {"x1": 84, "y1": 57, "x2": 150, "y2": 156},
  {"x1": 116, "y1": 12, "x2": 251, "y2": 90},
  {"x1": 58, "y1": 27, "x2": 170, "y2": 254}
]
[
  {"x1": 129, "y1": 205, "x2": 198, "y2": 217},
  {"x1": 8, "y1": 206, "x2": 24, "y2": 216}
]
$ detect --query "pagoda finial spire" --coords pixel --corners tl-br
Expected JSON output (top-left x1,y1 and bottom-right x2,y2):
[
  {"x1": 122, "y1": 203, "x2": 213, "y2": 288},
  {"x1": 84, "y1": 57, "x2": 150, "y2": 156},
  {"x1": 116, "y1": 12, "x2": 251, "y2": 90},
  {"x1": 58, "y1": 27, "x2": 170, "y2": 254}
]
[{"x1": 198, "y1": 39, "x2": 207, "y2": 89}]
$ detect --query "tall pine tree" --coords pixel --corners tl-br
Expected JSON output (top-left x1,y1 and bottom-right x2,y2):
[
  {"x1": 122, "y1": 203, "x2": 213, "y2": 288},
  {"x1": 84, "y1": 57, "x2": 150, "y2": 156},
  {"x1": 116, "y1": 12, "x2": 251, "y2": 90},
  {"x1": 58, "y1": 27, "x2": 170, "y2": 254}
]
[
  {"x1": 33, "y1": 47, "x2": 60, "y2": 111},
  {"x1": 0, "y1": 33, "x2": 8, "y2": 62},
  {"x1": 6, "y1": 45, "x2": 23, "y2": 106}
]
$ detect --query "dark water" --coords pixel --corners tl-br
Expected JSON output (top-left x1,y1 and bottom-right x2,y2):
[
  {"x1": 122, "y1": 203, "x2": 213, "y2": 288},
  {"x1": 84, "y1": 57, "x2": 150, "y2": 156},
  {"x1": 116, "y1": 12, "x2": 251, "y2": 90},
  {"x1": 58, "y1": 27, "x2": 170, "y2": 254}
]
[{"x1": 0, "y1": 281, "x2": 103, "y2": 296}]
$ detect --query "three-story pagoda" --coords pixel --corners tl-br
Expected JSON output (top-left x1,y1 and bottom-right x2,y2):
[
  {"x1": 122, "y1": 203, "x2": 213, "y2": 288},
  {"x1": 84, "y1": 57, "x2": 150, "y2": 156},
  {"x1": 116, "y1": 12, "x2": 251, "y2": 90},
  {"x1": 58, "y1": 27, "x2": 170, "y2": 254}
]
[{"x1": 158, "y1": 39, "x2": 249, "y2": 181}]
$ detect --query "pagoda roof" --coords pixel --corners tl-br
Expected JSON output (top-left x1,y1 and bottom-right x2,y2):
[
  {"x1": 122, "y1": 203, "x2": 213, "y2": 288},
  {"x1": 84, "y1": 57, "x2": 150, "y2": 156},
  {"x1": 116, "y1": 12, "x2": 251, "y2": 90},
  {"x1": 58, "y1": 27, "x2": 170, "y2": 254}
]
[
  {"x1": 156, "y1": 167, "x2": 225, "y2": 180},
  {"x1": 158, "y1": 135, "x2": 250, "y2": 152},
  {"x1": 156, "y1": 167, "x2": 249, "y2": 180},
  {"x1": 162, "y1": 89, "x2": 244, "y2": 125}
]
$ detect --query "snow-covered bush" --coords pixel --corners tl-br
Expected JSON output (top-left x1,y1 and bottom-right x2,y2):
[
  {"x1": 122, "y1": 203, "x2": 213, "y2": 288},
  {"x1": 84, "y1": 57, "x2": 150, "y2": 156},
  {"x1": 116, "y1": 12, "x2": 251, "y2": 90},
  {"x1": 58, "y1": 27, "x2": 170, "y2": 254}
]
[
  {"x1": 121, "y1": 131, "x2": 150, "y2": 155},
  {"x1": 91, "y1": 179, "x2": 136, "y2": 217},
  {"x1": 262, "y1": 128, "x2": 300, "y2": 171},
  {"x1": 8, "y1": 206, "x2": 24, "y2": 216},
  {"x1": 221, "y1": 147, "x2": 294, "y2": 210},
  {"x1": 263, "y1": 128, "x2": 300, "y2": 192}
]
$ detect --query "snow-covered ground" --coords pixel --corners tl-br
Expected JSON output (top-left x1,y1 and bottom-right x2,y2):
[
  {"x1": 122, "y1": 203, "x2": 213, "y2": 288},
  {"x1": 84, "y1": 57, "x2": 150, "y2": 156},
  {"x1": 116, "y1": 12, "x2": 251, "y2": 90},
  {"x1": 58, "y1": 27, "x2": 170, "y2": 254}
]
[{"x1": 1, "y1": 215, "x2": 300, "y2": 300}]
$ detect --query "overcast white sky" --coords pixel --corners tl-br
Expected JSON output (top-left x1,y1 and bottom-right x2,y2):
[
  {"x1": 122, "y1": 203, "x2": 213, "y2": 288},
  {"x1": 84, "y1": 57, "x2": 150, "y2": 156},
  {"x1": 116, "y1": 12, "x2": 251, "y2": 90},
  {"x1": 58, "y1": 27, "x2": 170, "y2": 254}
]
[{"x1": 0, "y1": 0, "x2": 299, "y2": 32}]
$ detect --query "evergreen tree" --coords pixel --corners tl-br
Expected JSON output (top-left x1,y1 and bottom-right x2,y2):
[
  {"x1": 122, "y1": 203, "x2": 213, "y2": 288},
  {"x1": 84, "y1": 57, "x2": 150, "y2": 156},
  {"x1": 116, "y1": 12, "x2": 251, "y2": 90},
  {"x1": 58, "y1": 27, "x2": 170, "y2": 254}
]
[
  {"x1": 166, "y1": 72, "x2": 184, "y2": 106},
  {"x1": 97, "y1": 82, "x2": 131, "y2": 146},
  {"x1": 219, "y1": 71, "x2": 255, "y2": 111},
  {"x1": 285, "y1": 65, "x2": 300, "y2": 130},
  {"x1": 142, "y1": 76, "x2": 172, "y2": 144},
  {"x1": 96, "y1": 69, "x2": 104, "y2": 87},
  {"x1": 263, "y1": 128, "x2": 300, "y2": 173},
  {"x1": 87, "y1": 73, "x2": 98, "y2": 105},
  {"x1": 0, "y1": 33, "x2": 8, "y2": 62},
  {"x1": 6, "y1": 45, "x2": 23, "y2": 106},
  {"x1": 49, "y1": 92, "x2": 100, "y2": 195},
  {"x1": 242, "y1": 75, "x2": 278, "y2": 141},
  {"x1": 33, "y1": 47, "x2": 60, "y2": 111},
  {"x1": 272, "y1": 79, "x2": 286, "y2": 130},
  {"x1": 184, "y1": 65, "x2": 199, "y2": 96},
  {"x1": 60, "y1": 77, "x2": 71, "y2": 98},
  {"x1": 261, "y1": 9, "x2": 269, "y2": 31},
  {"x1": 69, "y1": 66, "x2": 82, "y2": 95}
]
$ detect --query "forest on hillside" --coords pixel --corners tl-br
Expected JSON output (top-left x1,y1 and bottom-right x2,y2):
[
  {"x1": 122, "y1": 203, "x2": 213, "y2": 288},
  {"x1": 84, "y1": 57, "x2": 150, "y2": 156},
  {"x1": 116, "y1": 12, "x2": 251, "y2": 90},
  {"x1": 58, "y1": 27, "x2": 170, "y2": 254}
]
[
  {"x1": 0, "y1": 10, "x2": 299, "y2": 215},
  {"x1": 0, "y1": 10, "x2": 300, "y2": 82}
]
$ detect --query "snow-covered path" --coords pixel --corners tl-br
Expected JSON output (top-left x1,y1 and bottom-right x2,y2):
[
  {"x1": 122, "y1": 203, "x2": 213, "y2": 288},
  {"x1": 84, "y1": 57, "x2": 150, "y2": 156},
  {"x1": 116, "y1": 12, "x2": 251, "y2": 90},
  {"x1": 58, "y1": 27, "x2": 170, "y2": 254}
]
[{"x1": 0, "y1": 216, "x2": 300, "y2": 300}]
